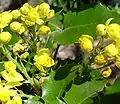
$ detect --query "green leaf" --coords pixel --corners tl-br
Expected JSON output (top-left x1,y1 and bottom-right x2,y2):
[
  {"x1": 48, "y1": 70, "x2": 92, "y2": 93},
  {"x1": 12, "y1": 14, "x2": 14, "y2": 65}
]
[
  {"x1": 26, "y1": 96, "x2": 42, "y2": 104},
  {"x1": 106, "y1": 77, "x2": 120, "y2": 95},
  {"x1": 55, "y1": 24, "x2": 96, "y2": 44},
  {"x1": 55, "y1": 4, "x2": 120, "y2": 44},
  {"x1": 63, "y1": 4, "x2": 110, "y2": 28},
  {"x1": 48, "y1": 10, "x2": 63, "y2": 31},
  {"x1": 42, "y1": 64, "x2": 82, "y2": 104},
  {"x1": 64, "y1": 80, "x2": 106, "y2": 104}
]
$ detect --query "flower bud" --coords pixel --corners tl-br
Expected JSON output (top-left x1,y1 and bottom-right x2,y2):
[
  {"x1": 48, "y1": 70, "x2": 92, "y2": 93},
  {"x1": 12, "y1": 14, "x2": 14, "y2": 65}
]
[
  {"x1": 20, "y1": 3, "x2": 32, "y2": 15},
  {"x1": 36, "y1": 19, "x2": 44, "y2": 25},
  {"x1": 0, "y1": 32, "x2": 12, "y2": 44},
  {"x1": 106, "y1": 23, "x2": 120, "y2": 41},
  {"x1": 11, "y1": 10, "x2": 21, "y2": 19},
  {"x1": 39, "y1": 25, "x2": 51, "y2": 35},
  {"x1": 20, "y1": 52, "x2": 29, "y2": 59},
  {"x1": 10, "y1": 22, "x2": 25, "y2": 34},
  {"x1": 104, "y1": 43, "x2": 118, "y2": 57},
  {"x1": 37, "y1": 3, "x2": 50, "y2": 17},
  {"x1": 4, "y1": 61, "x2": 16, "y2": 72},
  {"x1": 18, "y1": 26, "x2": 26, "y2": 34},
  {"x1": 47, "y1": 10, "x2": 55, "y2": 19},
  {"x1": 13, "y1": 43, "x2": 25, "y2": 53},
  {"x1": 79, "y1": 35, "x2": 93, "y2": 52},
  {"x1": 0, "y1": 11, "x2": 13, "y2": 28},
  {"x1": 102, "y1": 67, "x2": 112, "y2": 78},
  {"x1": 10, "y1": 22, "x2": 21, "y2": 32},
  {"x1": 95, "y1": 54, "x2": 106, "y2": 65},
  {"x1": 24, "y1": 20, "x2": 35, "y2": 27},
  {"x1": 115, "y1": 54, "x2": 120, "y2": 68},
  {"x1": 96, "y1": 24, "x2": 106, "y2": 36}
]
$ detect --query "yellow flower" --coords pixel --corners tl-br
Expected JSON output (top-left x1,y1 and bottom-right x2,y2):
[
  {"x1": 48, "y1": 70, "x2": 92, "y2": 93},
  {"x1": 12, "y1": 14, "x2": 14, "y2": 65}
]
[
  {"x1": 0, "y1": 11, "x2": 13, "y2": 28},
  {"x1": 115, "y1": 41, "x2": 120, "y2": 53},
  {"x1": 0, "y1": 86, "x2": 10, "y2": 102},
  {"x1": 1, "y1": 70, "x2": 24, "y2": 82},
  {"x1": 115, "y1": 54, "x2": 120, "y2": 68},
  {"x1": 47, "y1": 10, "x2": 55, "y2": 19},
  {"x1": 106, "y1": 23, "x2": 120, "y2": 41},
  {"x1": 96, "y1": 24, "x2": 106, "y2": 36},
  {"x1": 39, "y1": 25, "x2": 51, "y2": 35},
  {"x1": 10, "y1": 22, "x2": 25, "y2": 34},
  {"x1": 95, "y1": 54, "x2": 106, "y2": 65},
  {"x1": 34, "y1": 62, "x2": 45, "y2": 72},
  {"x1": 20, "y1": 3, "x2": 32, "y2": 15},
  {"x1": 10, "y1": 21, "x2": 22, "y2": 32},
  {"x1": 0, "y1": 32, "x2": 12, "y2": 44},
  {"x1": 26, "y1": 10, "x2": 39, "y2": 22},
  {"x1": 37, "y1": 48, "x2": 50, "y2": 56},
  {"x1": 35, "y1": 54, "x2": 55, "y2": 67},
  {"x1": 102, "y1": 67, "x2": 112, "y2": 78},
  {"x1": 104, "y1": 43, "x2": 118, "y2": 57},
  {"x1": 34, "y1": 48, "x2": 55, "y2": 72},
  {"x1": 18, "y1": 25, "x2": 26, "y2": 34},
  {"x1": 13, "y1": 43, "x2": 25, "y2": 54},
  {"x1": 24, "y1": 19, "x2": 35, "y2": 26},
  {"x1": 11, "y1": 10, "x2": 21, "y2": 19},
  {"x1": 36, "y1": 19, "x2": 44, "y2": 25},
  {"x1": 20, "y1": 52, "x2": 29, "y2": 59},
  {"x1": 4, "y1": 61, "x2": 16, "y2": 73},
  {"x1": 37, "y1": 3, "x2": 50, "y2": 18},
  {"x1": 79, "y1": 35, "x2": 93, "y2": 52}
]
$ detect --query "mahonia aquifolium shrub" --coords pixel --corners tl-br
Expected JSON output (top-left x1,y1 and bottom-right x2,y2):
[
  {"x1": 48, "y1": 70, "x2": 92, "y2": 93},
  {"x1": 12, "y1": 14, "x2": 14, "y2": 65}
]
[{"x1": 0, "y1": 1, "x2": 120, "y2": 103}]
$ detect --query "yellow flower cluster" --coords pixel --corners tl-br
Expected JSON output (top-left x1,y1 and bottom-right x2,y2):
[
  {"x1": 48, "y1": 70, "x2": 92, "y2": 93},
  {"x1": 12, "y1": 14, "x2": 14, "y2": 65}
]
[
  {"x1": 96, "y1": 18, "x2": 120, "y2": 69},
  {"x1": 34, "y1": 48, "x2": 55, "y2": 72},
  {"x1": 0, "y1": 84, "x2": 22, "y2": 104},
  {"x1": 79, "y1": 35, "x2": 93, "y2": 52},
  {"x1": 19, "y1": 3, "x2": 54, "y2": 27},
  {"x1": 0, "y1": 61, "x2": 23, "y2": 104}
]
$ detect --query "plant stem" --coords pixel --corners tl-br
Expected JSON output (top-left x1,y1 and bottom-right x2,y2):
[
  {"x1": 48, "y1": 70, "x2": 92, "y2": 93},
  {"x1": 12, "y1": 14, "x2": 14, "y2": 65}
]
[{"x1": 1, "y1": 45, "x2": 34, "y2": 86}]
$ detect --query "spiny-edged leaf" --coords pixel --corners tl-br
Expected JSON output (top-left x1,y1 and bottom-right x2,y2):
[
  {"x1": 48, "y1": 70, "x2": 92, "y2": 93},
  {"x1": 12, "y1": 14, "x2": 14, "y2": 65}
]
[
  {"x1": 55, "y1": 4, "x2": 120, "y2": 45},
  {"x1": 106, "y1": 76, "x2": 120, "y2": 95},
  {"x1": 42, "y1": 64, "x2": 82, "y2": 104},
  {"x1": 55, "y1": 24, "x2": 96, "y2": 44},
  {"x1": 64, "y1": 80, "x2": 106, "y2": 104},
  {"x1": 63, "y1": 4, "x2": 111, "y2": 28}
]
